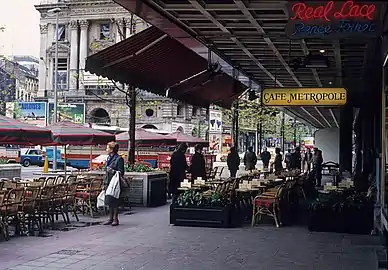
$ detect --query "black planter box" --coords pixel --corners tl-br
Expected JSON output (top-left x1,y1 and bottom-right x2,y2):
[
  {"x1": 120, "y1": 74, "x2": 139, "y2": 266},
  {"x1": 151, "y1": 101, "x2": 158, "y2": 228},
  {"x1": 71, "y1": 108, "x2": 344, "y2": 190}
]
[
  {"x1": 308, "y1": 205, "x2": 373, "y2": 234},
  {"x1": 170, "y1": 204, "x2": 242, "y2": 228}
]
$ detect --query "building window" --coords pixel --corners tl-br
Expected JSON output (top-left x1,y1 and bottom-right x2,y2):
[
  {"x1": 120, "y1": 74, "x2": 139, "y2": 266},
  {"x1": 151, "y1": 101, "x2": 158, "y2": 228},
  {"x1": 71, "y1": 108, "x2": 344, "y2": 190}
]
[
  {"x1": 145, "y1": 108, "x2": 154, "y2": 117},
  {"x1": 192, "y1": 106, "x2": 198, "y2": 117},
  {"x1": 100, "y1": 23, "x2": 110, "y2": 40},
  {"x1": 53, "y1": 58, "x2": 68, "y2": 91},
  {"x1": 177, "y1": 105, "x2": 183, "y2": 116},
  {"x1": 56, "y1": 25, "x2": 66, "y2": 41}
]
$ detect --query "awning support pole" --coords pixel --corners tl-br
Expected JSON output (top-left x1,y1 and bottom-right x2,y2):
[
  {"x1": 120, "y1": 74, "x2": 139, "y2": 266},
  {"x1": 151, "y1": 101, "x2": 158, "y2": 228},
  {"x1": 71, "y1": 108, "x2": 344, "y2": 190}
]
[
  {"x1": 128, "y1": 85, "x2": 136, "y2": 164},
  {"x1": 232, "y1": 68, "x2": 239, "y2": 151}
]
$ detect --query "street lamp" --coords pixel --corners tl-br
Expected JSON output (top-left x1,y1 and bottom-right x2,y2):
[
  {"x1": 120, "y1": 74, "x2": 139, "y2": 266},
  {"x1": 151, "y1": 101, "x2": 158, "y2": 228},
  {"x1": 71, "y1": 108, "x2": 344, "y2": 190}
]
[{"x1": 48, "y1": 7, "x2": 61, "y2": 170}]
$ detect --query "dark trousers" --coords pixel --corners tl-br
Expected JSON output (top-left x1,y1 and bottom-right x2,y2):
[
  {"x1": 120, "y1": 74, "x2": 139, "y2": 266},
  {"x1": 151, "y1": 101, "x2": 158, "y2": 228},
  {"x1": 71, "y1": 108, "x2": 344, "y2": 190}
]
[
  {"x1": 230, "y1": 170, "x2": 237, "y2": 178},
  {"x1": 314, "y1": 165, "x2": 322, "y2": 186}
]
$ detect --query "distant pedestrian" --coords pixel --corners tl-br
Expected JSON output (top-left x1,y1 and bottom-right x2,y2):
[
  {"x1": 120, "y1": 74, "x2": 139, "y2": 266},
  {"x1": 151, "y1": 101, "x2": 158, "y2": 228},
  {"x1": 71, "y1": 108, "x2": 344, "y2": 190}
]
[
  {"x1": 190, "y1": 144, "x2": 206, "y2": 181},
  {"x1": 313, "y1": 147, "x2": 323, "y2": 186},
  {"x1": 227, "y1": 146, "x2": 240, "y2": 178},
  {"x1": 272, "y1": 147, "x2": 283, "y2": 174},
  {"x1": 291, "y1": 147, "x2": 302, "y2": 170},
  {"x1": 260, "y1": 147, "x2": 271, "y2": 170},
  {"x1": 169, "y1": 143, "x2": 188, "y2": 198},
  {"x1": 243, "y1": 146, "x2": 257, "y2": 171},
  {"x1": 305, "y1": 148, "x2": 313, "y2": 172},
  {"x1": 284, "y1": 149, "x2": 292, "y2": 170}
]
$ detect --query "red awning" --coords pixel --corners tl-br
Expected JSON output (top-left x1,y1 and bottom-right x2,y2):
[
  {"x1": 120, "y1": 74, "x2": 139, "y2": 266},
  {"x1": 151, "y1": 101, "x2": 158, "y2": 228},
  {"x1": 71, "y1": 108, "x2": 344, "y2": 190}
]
[
  {"x1": 45, "y1": 121, "x2": 115, "y2": 146},
  {"x1": 86, "y1": 26, "x2": 246, "y2": 108},
  {"x1": 0, "y1": 116, "x2": 53, "y2": 146},
  {"x1": 116, "y1": 128, "x2": 177, "y2": 146},
  {"x1": 166, "y1": 131, "x2": 209, "y2": 147}
]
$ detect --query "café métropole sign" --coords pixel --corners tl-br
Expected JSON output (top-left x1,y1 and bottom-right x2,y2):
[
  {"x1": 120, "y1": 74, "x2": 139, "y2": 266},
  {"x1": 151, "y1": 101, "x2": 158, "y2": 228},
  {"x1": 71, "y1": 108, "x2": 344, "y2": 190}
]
[
  {"x1": 285, "y1": 1, "x2": 381, "y2": 39},
  {"x1": 262, "y1": 88, "x2": 347, "y2": 106}
]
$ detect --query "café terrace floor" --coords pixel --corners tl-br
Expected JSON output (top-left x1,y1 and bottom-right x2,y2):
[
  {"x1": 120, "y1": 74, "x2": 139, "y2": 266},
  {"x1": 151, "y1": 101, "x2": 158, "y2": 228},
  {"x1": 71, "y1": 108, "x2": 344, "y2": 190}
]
[{"x1": 0, "y1": 203, "x2": 383, "y2": 270}]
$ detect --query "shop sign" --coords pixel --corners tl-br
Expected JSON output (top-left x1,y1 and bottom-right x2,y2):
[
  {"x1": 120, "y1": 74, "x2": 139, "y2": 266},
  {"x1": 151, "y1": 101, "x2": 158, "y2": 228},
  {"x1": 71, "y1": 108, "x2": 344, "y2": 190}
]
[
  {"x1": 262, "y1": 88, "x2": 347, "y2": 106},
  {"x1": 285, "y1": 1, "x2": 380, "y2": 39}
]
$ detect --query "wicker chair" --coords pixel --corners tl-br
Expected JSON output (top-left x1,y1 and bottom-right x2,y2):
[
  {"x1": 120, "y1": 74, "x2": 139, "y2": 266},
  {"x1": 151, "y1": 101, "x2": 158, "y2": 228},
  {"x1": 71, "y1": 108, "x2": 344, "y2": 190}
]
[{"x1": 252, "y1": 184, "x2": 287, "y2": 228}]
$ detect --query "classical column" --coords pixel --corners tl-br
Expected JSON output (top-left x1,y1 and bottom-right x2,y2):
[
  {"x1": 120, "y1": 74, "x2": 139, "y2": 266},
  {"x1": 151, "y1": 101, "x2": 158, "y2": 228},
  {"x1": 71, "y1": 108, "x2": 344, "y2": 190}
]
[
  {"x1": 115, "y1": 18, "x2": 125, "y2": 42},
  {"x1": 69, "y1": 20, "x2": 79, "y2": 92},
  {"x1": 79, "y1": 20, "x2": 89, "y2": 92},
  {"x1": 38, "y1": 24, "x2": 48, "y2": 98}
]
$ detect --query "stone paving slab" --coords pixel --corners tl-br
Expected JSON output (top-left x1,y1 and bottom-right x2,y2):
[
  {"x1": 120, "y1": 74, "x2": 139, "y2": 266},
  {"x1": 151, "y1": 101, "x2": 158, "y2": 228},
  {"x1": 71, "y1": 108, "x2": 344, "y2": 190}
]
[{"x1": 0, "y1": 205, "x2": 383, "y2": 270}]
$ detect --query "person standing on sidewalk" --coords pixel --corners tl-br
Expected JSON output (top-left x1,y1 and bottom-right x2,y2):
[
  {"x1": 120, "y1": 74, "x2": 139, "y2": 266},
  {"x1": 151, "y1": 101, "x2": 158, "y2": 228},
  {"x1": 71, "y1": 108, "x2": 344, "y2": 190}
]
[
  {"x1": 227, "y1": 146, "x2": 240, "y2": 178},
  {"x1": 271, "y1": 147, "x2": 283, "y2": 174},
  {"x1": 190, "y1": 144, "x2": 206, "y2": 182},
  {"x1": 305, "y1": 148, "x2": 313, "y2": 173},
  {"x1": 103, "y1": 142, "x2": 124, "y2": 226},
  {"x1": 260, "y1": 147, "x2": 271, "y2": 170},
  {"x1": 169, "y1": 143, "x2": 188, "y2": 199},
  {"x1": 243, "y1": 146, "x2": 257, "y2": 171},
  {"x1": 313, "y1": 147, "x2": 323, "y2": 186}
]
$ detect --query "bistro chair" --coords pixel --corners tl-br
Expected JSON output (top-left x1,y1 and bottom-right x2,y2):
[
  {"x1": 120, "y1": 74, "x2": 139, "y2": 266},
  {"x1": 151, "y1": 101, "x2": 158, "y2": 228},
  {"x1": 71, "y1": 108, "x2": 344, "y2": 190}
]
[
  {"x1": 0, "y1": 190, "x2": 9, "y2": 240},
  {"x1": 252, "y1": 184, "x2": 287, "y2": 228},
  {"x1": 75, "y1": 178, "x2": 103, "y2": 217}
]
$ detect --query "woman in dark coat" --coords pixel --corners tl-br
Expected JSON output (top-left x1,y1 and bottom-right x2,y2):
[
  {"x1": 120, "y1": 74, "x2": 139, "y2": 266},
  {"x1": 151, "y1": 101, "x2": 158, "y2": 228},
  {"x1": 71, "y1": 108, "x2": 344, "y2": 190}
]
[
  {"x1": 190, "y1": 144, "x2": 206, "y2": 181},
  {"x1": 227, "y1": 146, "x2": 240, "y2": 178},
  {"x1": 169, "y1": 143, "x2": 188, "y2": 198},
  {"x1": 103, "y1": 141, "x2": 124, "y2": 226}
]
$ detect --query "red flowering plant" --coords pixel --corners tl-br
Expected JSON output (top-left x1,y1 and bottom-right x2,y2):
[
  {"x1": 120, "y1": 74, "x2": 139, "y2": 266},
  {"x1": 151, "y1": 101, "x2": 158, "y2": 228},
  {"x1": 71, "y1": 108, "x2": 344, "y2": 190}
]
[{"x1": 124, "y1": 161, "x2": 153, "y2": 172}]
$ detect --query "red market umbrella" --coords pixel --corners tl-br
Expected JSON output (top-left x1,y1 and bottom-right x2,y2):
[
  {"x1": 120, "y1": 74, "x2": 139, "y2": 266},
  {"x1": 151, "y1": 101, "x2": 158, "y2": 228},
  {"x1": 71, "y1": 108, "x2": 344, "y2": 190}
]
[
  {"x1": 166, "y1": 131, "x2": 209, "y2": 147},
  {"x1": 46, "y1": 121, "x2": 115, "y2": 146},
  {"x1": 0, "y1": 115, "x2": 53, "y2": 146},
  {"x1": 116, "y1": 128, "x2": 177, "y2": 146}
]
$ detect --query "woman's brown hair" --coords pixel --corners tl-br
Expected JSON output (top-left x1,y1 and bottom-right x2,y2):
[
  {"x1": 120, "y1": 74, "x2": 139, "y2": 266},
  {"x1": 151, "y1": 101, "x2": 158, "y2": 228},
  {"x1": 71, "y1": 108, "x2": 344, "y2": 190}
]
[{"x1": 107, "y1": 141, "x2": 119, "y2": 154}]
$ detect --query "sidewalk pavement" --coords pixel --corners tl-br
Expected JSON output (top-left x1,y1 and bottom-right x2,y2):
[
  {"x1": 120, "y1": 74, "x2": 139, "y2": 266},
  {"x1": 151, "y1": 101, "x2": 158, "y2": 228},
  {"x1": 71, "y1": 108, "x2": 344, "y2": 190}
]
[{"x1": 0, "y1": 204, "x2": 383, "y2": 270}]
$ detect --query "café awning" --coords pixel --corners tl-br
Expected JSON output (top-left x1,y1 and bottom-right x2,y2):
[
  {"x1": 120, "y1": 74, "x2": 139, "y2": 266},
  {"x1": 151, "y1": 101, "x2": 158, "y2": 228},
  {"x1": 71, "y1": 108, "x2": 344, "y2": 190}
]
[{"x1": 86, "y1": 26, "x2": 246, "y2": 108}]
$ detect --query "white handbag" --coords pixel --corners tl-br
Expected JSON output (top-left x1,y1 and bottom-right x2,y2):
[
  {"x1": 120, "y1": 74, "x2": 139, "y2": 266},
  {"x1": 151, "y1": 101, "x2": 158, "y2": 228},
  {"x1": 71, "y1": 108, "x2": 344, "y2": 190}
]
[{"x1": 105, "y1": 171, "x2": 121, "y2": 199}]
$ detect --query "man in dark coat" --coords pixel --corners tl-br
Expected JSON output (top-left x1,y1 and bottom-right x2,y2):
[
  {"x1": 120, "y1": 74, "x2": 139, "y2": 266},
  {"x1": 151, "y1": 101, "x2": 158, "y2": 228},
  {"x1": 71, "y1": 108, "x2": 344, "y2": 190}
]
[
  {"x1": 169, "y1": 143, "x2": 188, "y2": 198},
  {"x1": 190, "y1": 144, "x2": 206, "y2": 181},
  {"x1": 291, "y1": 147, "x2": 302, "y2": 170},
  {"x1": 227, "y1": 146, "x2": 240, "y2": 178},
  {"x1": 243, "y1": 146, "x2": 257, "y2": 171},
  {"x1": 260, "y1": 147, "x2": 271, "y2": 170}
]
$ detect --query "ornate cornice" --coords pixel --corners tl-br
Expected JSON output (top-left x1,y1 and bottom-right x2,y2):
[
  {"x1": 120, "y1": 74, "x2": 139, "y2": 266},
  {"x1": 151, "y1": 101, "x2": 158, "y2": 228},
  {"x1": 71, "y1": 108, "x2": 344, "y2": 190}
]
[
  {"x1": 72, "y1": 6, "x2": 128, "y2": 15},
  {"x1": 69, "y1": 20, "x2": 78, "y2": 29},
  {"x1": 79, "y1": 20, "x2": 89, "y2": 29},
  {"x1": 40, "y1": 24, "x2": 48, "y2": 34}
]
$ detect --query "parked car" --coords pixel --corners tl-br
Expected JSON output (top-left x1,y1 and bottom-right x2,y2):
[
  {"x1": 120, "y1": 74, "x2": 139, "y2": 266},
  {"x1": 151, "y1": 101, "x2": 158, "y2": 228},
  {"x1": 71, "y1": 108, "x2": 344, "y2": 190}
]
[{"x1": 20, "y1": 148, "x2": 44, "y2": 167}]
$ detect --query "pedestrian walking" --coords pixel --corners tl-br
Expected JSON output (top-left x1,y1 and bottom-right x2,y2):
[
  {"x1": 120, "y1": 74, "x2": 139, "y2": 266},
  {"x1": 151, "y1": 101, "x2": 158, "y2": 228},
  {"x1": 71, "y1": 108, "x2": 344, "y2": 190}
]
[
  {"x1": 190, "y1": 144, "x2": 206, "y2": 181},
  {"x1": 305, "y1": 148, "x2": 313, "y2": 173},
  {"x1": 260, "y1": 147, "x2": 271, "y2": 170},
  {"x1": 271, "y1": 147, "x2": 283, "y2": 174},
  {"x1": 243, "y1": 146, "x2": 257, "y2": 171},
  {"x1": 227, "y1": 146, "x2": 240, "y2": 178},
  {"x1": 103, "y1": 141, "x2": 124, "y2": 226},
  {"x1": 169, "y1": 143, "x2": 188, "y2": 199},
  {"x1": 284, "y1": 149, "x2": 292, "y2": 170},
  {"x1": 313, "y1": 147, "x2": 323, "y2": 186},
  {"x1": 291, "y1": 147, "x2": 302, "y2": 170}
]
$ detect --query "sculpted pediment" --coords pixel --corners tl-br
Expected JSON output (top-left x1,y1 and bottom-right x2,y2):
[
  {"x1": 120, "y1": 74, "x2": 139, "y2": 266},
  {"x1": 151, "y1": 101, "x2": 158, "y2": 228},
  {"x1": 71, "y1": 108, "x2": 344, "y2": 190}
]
[
  {"x1": 89, "y1": 38, "x2": 115, "y2": 54},
  {"x1": 47, "y1": 43, "x2": 70, "y2": 53}
]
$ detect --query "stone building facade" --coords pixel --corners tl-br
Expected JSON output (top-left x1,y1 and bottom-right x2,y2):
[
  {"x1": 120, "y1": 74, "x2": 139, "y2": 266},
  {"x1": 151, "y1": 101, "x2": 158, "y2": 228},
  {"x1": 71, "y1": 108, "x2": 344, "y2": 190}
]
[{"x1": 35, "y1": 0, "x2": 207, "y2": 136}]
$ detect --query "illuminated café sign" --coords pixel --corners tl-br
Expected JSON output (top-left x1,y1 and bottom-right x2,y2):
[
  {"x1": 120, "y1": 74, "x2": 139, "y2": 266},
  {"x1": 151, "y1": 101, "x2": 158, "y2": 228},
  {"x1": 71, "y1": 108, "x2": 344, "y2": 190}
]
[
  {"x1": 262, "y1": 88, "x2": 347, "y2": 106},
  {"x1": 285, "y1": 1, "x2": 380, "y2": 39}
]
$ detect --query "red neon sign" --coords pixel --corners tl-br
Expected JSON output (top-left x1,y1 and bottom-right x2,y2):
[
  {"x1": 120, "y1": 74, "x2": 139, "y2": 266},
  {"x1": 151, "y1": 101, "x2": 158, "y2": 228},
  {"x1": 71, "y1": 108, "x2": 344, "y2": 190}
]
[{"x1": 290, "y1": 1, "x2": 376, "y2": 22}]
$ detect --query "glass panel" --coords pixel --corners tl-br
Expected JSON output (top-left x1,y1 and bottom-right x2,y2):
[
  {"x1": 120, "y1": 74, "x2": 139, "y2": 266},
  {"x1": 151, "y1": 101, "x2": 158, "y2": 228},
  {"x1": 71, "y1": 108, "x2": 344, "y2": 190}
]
[
  {"x1": 57, "y1": 25, "x2": 65, "y2": 41},
  {"x1": 100, "y1": 24, "x2": 110, "y2": 40}
]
